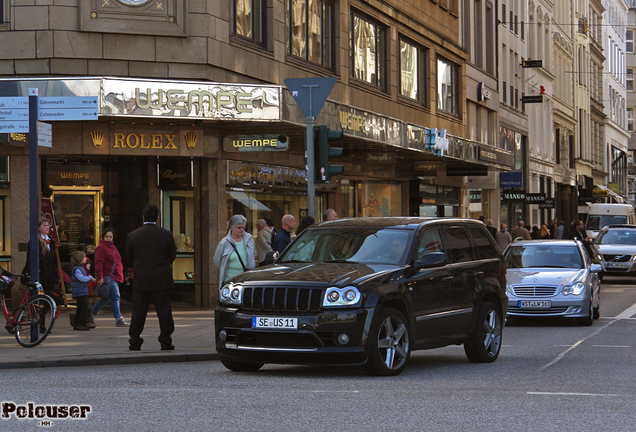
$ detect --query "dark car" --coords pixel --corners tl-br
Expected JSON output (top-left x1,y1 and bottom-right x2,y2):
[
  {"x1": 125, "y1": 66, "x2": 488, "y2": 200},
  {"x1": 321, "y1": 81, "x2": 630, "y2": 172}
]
[{"x1": 215, "y1": 217, "x2": 508, "y2": 376}]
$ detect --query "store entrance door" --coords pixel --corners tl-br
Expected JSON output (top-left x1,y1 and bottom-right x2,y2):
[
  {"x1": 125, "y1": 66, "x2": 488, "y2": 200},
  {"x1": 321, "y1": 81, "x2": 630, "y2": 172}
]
[{"x1": 50, "y1": 186, "x2": 103, "y2": 274}]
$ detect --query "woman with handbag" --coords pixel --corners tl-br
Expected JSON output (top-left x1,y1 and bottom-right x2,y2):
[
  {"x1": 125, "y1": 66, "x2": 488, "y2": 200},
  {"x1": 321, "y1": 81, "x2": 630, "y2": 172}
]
[
  {"x1": 92, "y1": 228, "x2": 129, "y2": 327},
  {"x1": 213, "y1": 214, "x2": 256, "y2": 287}
]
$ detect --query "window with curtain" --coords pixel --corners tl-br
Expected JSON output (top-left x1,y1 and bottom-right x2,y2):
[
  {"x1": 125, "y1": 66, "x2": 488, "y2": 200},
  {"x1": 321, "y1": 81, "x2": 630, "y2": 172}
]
[
  {"x1": 400, "y1": 39, "x2": 419, "y2": 100},
  {"x1": 288, "y1": 0, "x2": 334, "y2": 68},
  {"x1": 352, "y1": 13, "x2": 386, "y2": 89},
  {"x1": 234, "y1": 0, "x2": 266, "y2": 45},
  {"x1": 437, "y1": 57, "x2": 456, "y2": 115}
]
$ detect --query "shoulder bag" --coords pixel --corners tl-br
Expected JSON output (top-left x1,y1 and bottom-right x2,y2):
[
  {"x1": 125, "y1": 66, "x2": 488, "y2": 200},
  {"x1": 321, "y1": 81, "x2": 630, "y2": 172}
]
[
  {"x1": 96, "y1": 255, "x2": 116, "y2": 300},
  {"x1": 229, "y1": 241, "x2": 247, "y2": 272}
]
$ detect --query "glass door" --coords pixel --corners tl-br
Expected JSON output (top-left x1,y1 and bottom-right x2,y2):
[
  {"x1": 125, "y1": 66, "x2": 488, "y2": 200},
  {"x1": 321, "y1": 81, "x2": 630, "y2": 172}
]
[
  {"x1": 162, "y1": 190, "x2": 195, "y2": 302},
  {"x1": 50, "y1": 186, "x2": 103, "y2": 270}
]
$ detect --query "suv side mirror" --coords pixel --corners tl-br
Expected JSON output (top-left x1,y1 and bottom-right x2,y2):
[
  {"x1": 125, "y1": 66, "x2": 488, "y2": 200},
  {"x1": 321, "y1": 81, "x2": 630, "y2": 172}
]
[
  {"x1": 264, "y1": 251, "x2": 279, "y2": 265},
  {"x1": 413, "y1": 252, "x2": 446, "y2": 270}
]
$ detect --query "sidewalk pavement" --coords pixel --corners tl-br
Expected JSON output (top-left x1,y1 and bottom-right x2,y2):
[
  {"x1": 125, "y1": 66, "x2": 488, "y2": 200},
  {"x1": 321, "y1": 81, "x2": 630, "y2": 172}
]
[{"x1": 0, "y1": 303, "x2": 219, "y2": 370}]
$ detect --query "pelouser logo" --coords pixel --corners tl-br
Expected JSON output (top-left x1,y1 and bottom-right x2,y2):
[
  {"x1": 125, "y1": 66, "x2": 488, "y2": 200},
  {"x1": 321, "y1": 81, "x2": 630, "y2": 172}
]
[{"x1": 2, "y1": 401, "x2": 91, "y2": 421}]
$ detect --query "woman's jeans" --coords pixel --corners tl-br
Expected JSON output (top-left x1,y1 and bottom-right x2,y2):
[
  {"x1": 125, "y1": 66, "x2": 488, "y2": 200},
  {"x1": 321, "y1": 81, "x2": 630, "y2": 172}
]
[{"x1": 92, "y1": 278, "x2": 122, "y2": 320}]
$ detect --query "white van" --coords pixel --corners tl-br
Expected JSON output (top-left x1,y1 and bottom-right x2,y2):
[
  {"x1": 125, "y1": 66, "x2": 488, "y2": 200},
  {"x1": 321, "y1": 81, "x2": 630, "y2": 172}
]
[{"x1": 585, "y1": 203, "x2": 636, "y2": 240}]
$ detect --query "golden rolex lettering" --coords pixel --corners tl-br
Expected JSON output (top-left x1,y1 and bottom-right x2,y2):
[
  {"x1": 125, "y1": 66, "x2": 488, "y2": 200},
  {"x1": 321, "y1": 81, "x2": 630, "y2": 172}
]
[{"x1": 111, "y1": 133, "x2": 180, "y2": 150}]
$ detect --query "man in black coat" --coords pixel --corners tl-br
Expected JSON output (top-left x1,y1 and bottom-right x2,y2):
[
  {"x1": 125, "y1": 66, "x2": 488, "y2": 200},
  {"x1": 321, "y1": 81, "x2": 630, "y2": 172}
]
[{"x1": 126, "y1": 204, "x2": 177, "y2": 351}]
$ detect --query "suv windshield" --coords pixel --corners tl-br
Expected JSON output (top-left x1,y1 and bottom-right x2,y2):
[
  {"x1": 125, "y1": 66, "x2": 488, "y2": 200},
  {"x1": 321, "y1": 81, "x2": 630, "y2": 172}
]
[
  {"x1": 504, "y1": 245, "x2": 583, "y2": 269},
  {"x1": 586, "y1": 215, "x2": 627, "y2": 231},
  {"x1": 280, "y1": 227, "x2": 413, "y2": 265},
  {"x1": 596, "y1": 229, "x2": 636, "y2": 245}
]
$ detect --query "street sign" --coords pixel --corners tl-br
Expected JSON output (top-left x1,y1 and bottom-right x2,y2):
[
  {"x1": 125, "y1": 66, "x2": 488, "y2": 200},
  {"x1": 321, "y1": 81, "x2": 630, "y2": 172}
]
[
  {"x1": 37, "y1": 121, "x2": 52, "y2": 148},
  {"x1": 37, "y1": 108, "x2": 98, "y2": 121},
  {"x1": 285, "y1": 77, "x2": 337, "y2": 119},
  {"x1": 0, "y1": 97, "x2": 28, "y2": 108},
  {"x1": 522, "y1": 95, "x2": 543, "y2": 103},
  {"x1": 522, "y1": 59, "x2": 543, "y2": 68},
  {"x1": 0, "y1": 97, "x2": 29, "y2": 132},
  {"x1": 38, "y1": 96, "x2": 98, "y2": 109}
]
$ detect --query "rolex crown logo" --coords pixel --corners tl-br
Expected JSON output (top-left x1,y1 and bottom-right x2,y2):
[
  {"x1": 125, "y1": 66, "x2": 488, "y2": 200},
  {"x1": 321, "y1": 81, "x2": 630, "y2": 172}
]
[
  {"x1": 184, "y1": 132, "x2": 197, "y2": 150},
  {"x1": 90, "y1": 130, "x2": 104, "y2": 148}
]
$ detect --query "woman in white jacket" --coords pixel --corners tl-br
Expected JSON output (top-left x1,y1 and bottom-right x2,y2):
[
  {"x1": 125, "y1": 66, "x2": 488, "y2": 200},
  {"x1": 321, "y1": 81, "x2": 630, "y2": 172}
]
[{"x1": 213, "y1": 214, "x2": 256, "y2": 287}]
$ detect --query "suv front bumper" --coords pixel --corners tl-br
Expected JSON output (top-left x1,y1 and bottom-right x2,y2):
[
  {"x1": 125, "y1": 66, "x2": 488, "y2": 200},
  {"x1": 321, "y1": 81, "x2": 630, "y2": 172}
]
[{"x1": 215, "y1": 307, "x2": 372, "y2": 365}]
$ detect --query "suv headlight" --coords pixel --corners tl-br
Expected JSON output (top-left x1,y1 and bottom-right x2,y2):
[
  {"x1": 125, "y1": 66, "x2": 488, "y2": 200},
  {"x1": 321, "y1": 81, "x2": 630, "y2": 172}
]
[
  {"x1": 323, "y1": 287, "x2": 361, "y2": 307},
  {"x1": 563, "y1": 282, "x2": 586, "y2": 296},
  {"x1": 219, "y1": 283, "x2": 243, "y2": 306}
]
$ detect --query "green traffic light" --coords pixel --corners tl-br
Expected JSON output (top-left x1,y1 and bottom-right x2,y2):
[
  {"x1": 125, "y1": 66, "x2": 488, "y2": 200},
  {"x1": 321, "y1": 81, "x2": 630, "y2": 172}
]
[{"x1": 314, "y1": 125, "x2": 344, "y2": 183}]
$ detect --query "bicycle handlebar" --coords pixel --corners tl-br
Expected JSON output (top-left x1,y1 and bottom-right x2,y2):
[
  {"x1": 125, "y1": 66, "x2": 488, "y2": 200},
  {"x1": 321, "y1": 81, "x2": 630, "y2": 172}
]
[{"x1": 2, "y1": 269, "x2": 41, "y2": 290}]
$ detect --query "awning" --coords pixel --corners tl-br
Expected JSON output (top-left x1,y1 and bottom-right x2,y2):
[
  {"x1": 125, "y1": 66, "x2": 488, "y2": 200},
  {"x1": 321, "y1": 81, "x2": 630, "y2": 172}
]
[
  {"x1": 593, "y1": 184, "x2": 628, "y2": 204},
  {"x1": 227, "y1": 191, "x2": 272, "y2": 211}
]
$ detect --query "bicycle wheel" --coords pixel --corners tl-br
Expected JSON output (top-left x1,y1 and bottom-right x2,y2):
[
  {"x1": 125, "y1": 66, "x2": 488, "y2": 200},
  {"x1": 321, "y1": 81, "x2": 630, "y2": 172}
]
[{"x1": 14, "y1": 294, "x2": 57, "y2": 348}]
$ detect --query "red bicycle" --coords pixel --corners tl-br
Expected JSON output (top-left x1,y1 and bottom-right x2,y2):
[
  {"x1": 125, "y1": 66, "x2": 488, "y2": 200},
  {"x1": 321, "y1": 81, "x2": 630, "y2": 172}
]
[{"x1": 0, "y1": 269, "x2": 58, "y2": 347}]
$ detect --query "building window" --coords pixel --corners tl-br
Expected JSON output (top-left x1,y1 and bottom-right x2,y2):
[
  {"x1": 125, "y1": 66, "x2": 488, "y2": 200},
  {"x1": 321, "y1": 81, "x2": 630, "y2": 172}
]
[
  {"x1": 234, "y1": 0, "x2": 266, "y2": 45},
  {"x1": 288, "y1": 0, "x2": 335, "y2": 68},
  {"x1": 628, "y1": 108, "x2": 634, "y2": 132},
  {"x1": 399, "y1": 38, "x2": 427, "y2": 102},
  {"x1": 502, "y1": 81, "x2": 507, "y2": 104},
  {"x1": 521, "y1": 21, "x2": 525, "y2": 41},
  {"x1": 509, "y1": 85, "x2": 513, "y2": 106},
  {"x1": 509, "y1": 10, "x2": 513, "y2": 33},
  {"x1": 627, "y1": 29, "x2": 634, "y2": 54},
  {"x1": 514, "y1": 14, "x2": 518, "y2": 36},
  {"x1": 437, "y1": 57, "x2": 457, "y2": 115},
  {"x1": 352, "y1": 13, "x2": 386, "y2": 89},
  {"x1": 628, "y1": 68, "x2": 633, "y2": 91},
  {"x1": 501, "y1": 3, "x2": 506, "y2": 27}
]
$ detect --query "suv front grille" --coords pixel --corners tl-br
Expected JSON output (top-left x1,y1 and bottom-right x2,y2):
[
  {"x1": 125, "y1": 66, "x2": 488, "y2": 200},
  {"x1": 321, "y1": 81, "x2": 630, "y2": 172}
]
[
  {"x1": 602, "y1": 254, "x2": 631, "y2": 262},
  {"x1": 243, "y1": 287, "x2": 323, "y2": 312},
  {"x1": 512, "y1": 286, "x2": 557, "y2": 297}
]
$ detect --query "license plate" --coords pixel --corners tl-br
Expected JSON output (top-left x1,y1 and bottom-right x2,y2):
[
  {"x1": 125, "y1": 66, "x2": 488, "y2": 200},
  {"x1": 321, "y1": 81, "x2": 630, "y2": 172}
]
[
  {"x1": 607, "y1": 262, "x2": 628, "y2": 268},
  {"x1": 518, "y1": 300, "x2": 551, "y2": 309},
  {"x1": 252, "y1": 317, "x2": 298, "y2": 330}
]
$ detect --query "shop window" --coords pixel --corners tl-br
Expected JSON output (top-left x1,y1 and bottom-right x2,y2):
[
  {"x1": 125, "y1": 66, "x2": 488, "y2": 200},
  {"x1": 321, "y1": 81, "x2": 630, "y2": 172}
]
[
  {"x1": 437, "y1": 57, "x2": 458, "y2": 116},
  {"x1": 288, "y1": 0, "x2": 335, "y2": 69},
  {"x1": 234, "y1": 0, "x2": 266, "y2": 46},
  {"x1": 162, "y1": 191, "x2": 195, "y2": 284},
  {"x1": 351, "y1": 13, "x2": 387, "y2": 90},
  {"x1": 399, "y1": 38, "x2": 427, "y2": 104},
  {"x1": 226, "y1": 190, "x2": 320, "y2": 239},
  {"x1": 357, "y1": 183, "x2": 401, "y2": 217},
  {"x1": 50, "y1": 187, "x2": 103, "y2": 271}
]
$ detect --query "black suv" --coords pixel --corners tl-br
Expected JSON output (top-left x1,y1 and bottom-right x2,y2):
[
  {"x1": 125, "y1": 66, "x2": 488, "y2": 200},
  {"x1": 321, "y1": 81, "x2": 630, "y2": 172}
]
[{"x1": 215, "y1": 217, "x2": 508, "y2": 376}]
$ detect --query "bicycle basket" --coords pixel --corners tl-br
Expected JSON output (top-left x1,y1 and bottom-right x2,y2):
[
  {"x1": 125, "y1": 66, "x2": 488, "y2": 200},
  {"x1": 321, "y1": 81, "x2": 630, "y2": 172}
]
[{"x1": 0, "y1": 275, "x2": 14, "y2": 294}]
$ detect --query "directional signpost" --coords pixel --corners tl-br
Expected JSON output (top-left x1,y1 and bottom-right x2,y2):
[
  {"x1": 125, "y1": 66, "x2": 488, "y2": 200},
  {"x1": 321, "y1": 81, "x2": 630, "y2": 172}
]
[
  {"x1": 0, "y1": 97, "x2": 29, "y2": 132},
  {"x1": 284, "y1": 77, "x2": 337, "y2": 218},
  {"x1": 0, "y1": 89, "x2": 99, "y2": 282}
]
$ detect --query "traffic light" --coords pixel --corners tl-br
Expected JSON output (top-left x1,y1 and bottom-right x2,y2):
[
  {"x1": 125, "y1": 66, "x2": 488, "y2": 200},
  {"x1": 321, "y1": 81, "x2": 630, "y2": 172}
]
[{"x1": 314, "y1": 125, "x2": 343, "y2": 183}]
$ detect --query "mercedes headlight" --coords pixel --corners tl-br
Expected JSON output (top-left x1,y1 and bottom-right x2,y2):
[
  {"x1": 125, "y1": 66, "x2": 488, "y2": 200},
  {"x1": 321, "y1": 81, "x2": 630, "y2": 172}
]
[
  {"x1": 563, "y1": 282, "x2": 586, "y2": 296},
  {"x1": 219, "y1": 283, "x2": 243, "y2": 306},
  {"x1": 323, "y1": 287, "x2": 361, "y2": 307}
]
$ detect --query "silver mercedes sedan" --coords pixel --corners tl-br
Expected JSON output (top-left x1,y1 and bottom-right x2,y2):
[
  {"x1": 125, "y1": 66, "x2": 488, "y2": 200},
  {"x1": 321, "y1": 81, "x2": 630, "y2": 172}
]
[{"x1": 503, "y1": 240, "x2": 601, "y2": 326}]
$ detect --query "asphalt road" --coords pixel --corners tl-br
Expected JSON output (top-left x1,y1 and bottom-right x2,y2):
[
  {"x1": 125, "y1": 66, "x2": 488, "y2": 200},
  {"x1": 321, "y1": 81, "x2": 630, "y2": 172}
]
[{"x1": 1, "y1": 277, "x2": 635, "y2": 432}]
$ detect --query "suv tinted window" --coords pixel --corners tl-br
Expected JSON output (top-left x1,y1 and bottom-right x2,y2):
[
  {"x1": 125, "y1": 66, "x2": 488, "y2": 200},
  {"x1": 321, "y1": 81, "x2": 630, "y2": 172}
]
[
  {"x1": 443, "y1": 226, "x2": 475, "y2": 263},
  {"x1": 468, "y1": 227, "x2": 499, "y2": 259},
  {"x1": 416, "y1": 229, "x2": 444, "y2": 260}
]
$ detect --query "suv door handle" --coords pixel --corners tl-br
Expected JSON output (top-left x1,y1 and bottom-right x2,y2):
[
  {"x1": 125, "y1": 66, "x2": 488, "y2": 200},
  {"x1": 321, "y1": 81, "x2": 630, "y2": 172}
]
[{"x1": 473, "y1": 271, "x2": 484, "y2": 277}]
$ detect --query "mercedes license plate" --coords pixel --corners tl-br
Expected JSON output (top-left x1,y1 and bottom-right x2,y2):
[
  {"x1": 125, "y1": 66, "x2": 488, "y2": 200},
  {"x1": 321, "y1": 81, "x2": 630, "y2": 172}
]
[
  {"x1": 252, "y1": 317, "x2": 298, "y2": 330},
  {"x1": 518, "y1": 300, "x2": 551, "y2": 309}
]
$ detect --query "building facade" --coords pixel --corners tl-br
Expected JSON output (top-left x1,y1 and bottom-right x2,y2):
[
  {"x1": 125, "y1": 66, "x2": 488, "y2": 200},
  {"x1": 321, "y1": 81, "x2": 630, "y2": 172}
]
[{"x1": 0, "y1": 1, "x2": 516, "y2": 306}]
